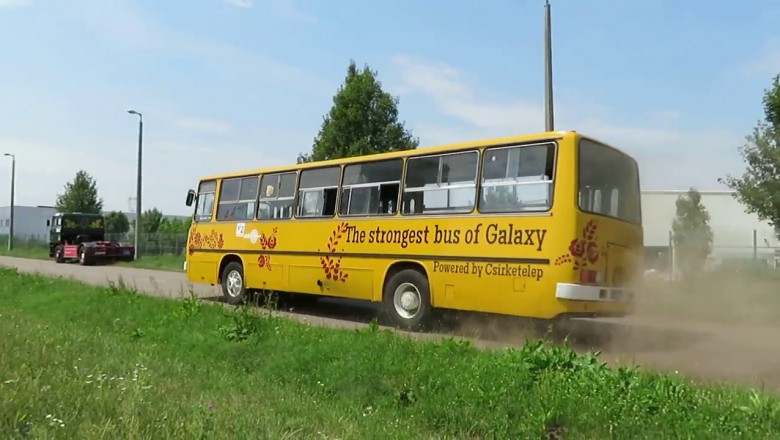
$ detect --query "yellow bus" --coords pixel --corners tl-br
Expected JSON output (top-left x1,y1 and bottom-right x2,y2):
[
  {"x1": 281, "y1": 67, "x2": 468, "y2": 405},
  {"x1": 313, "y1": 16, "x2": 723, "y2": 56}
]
[{"x1": 183, "y1": 130, "x2": 642, "y2": 330}]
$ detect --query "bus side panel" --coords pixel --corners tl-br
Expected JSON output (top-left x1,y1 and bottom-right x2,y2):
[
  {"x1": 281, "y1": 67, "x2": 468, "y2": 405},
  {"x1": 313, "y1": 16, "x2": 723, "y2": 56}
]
[
  {"x1": 223, "y1": 219, "x2": 375, "y2": 301},
  {"x1": 185, "y1": 225, "x2": 221, "y2": 286},
  {"x1": 416, "y1": 216, "x2": 560, "y2": 319}
]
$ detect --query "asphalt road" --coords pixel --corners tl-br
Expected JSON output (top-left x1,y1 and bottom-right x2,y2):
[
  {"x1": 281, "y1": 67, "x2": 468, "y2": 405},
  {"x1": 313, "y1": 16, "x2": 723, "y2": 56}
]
[{"x1": 2, "y1": 255, "x2": 780, "y2": 393}]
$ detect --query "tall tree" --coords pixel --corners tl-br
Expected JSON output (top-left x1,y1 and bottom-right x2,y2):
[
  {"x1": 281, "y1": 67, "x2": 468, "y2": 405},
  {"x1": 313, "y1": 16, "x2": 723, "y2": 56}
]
[
  {"x1": 671, "y1": 188, "x2": 714, "y2": 280},
  {"x1": 719, "y1": 74, "x2": 780, "y2": 237},
  {"x1": 104, "y1": 211, "x2": 130, "y2": 234},
  {"x1": 138, "y1": 208, "x2": 164, "y2": 234},
  {"x1": 297, "y1": 60, "x2": 419, "y2": 163},
  {"x1": 55, "y1": 170, "x2": 103, "y2": 214}
]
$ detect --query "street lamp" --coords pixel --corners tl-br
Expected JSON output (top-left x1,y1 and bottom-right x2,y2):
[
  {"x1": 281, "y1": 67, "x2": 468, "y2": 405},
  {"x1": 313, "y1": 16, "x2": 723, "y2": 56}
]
[
  {"x1": 127, "y1": 109, "x2": 143, "y2": 260},
  {"x1": 3, "y1": 153, "x2": 14, "y2": 251}
]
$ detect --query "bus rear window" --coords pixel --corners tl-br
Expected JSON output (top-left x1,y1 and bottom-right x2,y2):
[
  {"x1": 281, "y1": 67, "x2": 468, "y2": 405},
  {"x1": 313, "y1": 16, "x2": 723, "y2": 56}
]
[{"x1": 578, "y1": 138, "x2": 641, "y2": 224}]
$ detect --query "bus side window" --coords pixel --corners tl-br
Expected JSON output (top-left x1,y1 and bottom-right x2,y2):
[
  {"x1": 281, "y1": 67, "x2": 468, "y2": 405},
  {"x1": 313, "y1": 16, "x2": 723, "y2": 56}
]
[
  {"x1": 402, "y1": 150, "x2": 478, "y2": 215},
  {"x1": 340, "y1": 158, "x2": 403, "y2": 216},
  {"x1": 216, "y1": 176, "x2": 259, "y2": 221},
  {"x1": 257, "y1": 171, "x2": 297, "y2": 220},
  {"x1": 194, "y1": 180, "x2": 217, "y2": 222},
  {"x1": 479, "y1": 142, "x2": 555, "y2": 213},
  {"x1": 297, "y1": 166, "x2": 341, "y2": 218}
]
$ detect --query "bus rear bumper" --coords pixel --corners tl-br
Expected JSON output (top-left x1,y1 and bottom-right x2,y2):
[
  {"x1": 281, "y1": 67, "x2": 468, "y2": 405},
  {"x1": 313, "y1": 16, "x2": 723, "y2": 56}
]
[{"x1": 555, "y1": 283, "x2": 634, "y2": 303}]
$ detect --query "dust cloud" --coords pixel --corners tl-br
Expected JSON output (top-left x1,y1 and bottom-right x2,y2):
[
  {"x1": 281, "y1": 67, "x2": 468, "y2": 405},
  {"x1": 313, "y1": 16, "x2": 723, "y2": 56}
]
[{"x1": 443, "y1": 269, "x2": 780, "y2": 393}]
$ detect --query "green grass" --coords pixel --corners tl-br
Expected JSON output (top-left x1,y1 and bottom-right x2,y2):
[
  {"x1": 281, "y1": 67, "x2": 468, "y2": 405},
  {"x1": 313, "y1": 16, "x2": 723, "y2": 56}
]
[
  {"x1": 1, "y1": 268, "x2": 779, "y2": 439},
  {"x1": 0, "y1": 245, "x2": 184, "y2": 272}
]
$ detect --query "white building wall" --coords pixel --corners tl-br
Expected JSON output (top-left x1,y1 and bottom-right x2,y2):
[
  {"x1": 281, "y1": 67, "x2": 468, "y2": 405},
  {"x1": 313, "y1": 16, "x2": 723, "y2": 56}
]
[
  {"x1": 640, "y1": 190, "x2": 778, "y2": 266},
  {"x1": 0, "y1": 206, "x2": 56, "y2": 242}
]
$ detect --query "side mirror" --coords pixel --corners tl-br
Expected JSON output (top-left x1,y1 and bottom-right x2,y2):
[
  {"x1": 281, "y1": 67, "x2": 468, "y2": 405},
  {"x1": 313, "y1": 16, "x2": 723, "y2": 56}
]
[
  {"x1": 185, "y1": 189, "x2": 196, "y2": 207},
  {"x1": 46, "y1": 219, "x2": 51, "y2": 227}
]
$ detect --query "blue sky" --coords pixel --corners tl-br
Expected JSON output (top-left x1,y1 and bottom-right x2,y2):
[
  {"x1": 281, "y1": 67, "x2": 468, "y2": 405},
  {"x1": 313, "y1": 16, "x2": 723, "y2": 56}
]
[{"x1": 0, "y1": 0, "x2": 778, "y2": 215}]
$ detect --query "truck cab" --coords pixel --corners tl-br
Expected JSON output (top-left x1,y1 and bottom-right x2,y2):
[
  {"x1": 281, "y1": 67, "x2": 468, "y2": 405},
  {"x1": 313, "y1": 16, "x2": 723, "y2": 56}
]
[{"x1": 48, "y1": 212, "x2": 135, "y2": 264}]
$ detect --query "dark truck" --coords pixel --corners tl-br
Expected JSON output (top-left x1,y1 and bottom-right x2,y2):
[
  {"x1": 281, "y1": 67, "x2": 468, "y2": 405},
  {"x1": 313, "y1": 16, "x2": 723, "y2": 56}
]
[{"x1": 48, "y1": 212, "x2": 135, "y2": 265}]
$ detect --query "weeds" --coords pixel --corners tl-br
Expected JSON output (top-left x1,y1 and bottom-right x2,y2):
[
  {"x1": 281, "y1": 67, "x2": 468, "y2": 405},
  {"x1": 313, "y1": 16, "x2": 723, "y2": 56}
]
[
  {"x1": 218, "y1": 304, "x2": 262, "y2": 342},
  {"x1": 105, "y1": 276, "x2": 140, "y2": 297},
  {"x1": 173, "y1": 289, "x2": 203, "y2": 319}
]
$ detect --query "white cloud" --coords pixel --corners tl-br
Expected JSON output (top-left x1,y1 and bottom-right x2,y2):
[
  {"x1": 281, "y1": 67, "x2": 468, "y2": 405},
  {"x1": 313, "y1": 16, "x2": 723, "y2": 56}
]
[
  {"x1": 391, "y1": 54, "x2": 747, "y2": 191},
  {"x1": 68, "y1": 0, "x2": 328, "y2": 93},
  {"x1": 174, "y1": 118, "x2": 233, "y2": 135},
  {"x1": 225, "y1": 0, "x2": 253, "y2": 8},
  {"x1": 741, "y1": 40, "x2": 780, "y2": 78},
  {"x1": 266, "y1": 0, "x2": 317, "y2": 23},
  {"x1": 70, "y1": 0, "x2": 159, "y2": 51},
  {"x1": 0, "y1": 0, "x2": 30, "y2": 7}
]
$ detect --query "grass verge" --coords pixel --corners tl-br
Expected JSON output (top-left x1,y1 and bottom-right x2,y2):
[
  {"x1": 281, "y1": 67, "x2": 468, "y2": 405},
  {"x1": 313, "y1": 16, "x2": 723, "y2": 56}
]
[
  {"x1": 1, "y1": 267, "x2": 779, "y2": 439},
  {"x1": 0, "y1": 246, "x2": 184, "y2": 272}
]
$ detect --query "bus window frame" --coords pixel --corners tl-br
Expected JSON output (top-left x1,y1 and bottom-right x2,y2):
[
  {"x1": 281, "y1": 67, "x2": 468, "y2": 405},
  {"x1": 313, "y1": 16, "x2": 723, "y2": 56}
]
[
  {"x1": 576, "y1": 136, "x2": 642, "y2": 225},
  {"x1": 296, "y1": 165, "x2": 342, "y2": 219},
  {"x1": 401, "y1": 149, "x2": 480, "y2": 216},
  {"x1": 256, "y1": 170, "x2": 299, "y2": 221},
  {"x1": 215, "y1": 175, "x2": 260, "y2": 222},
  {"x1": 339, "y1": 157, "x2": 404, "y2": 218},
  {"x1": 193, "y1": 179, "x2": 217, "y2": 223},
  {"x1": 477, "y1": 141, "x2": 557, "y2": 215}
]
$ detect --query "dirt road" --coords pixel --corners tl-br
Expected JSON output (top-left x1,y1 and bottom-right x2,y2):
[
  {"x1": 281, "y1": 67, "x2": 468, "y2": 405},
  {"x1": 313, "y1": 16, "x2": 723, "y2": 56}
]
[{"x1": 2, "y1": 255, "x2": 779, "y2": 393}]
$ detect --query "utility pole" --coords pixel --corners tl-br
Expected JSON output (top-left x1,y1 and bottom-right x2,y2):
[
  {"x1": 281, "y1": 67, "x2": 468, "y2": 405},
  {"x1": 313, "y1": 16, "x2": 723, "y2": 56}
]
[
  {"x1": 544, "y1": 0, "x2": 555, "y2": 131},
  {"x1": 127, "y1": 109, "x2": 143, "y2": 260},
  {"x1": 3, "y1": 153, "x2": 14, "y2": 251}
]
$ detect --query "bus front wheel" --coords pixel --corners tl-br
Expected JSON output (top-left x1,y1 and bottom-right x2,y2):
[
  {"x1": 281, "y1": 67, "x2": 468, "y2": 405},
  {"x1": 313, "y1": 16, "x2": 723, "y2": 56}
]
[
  {"x1": 382, "y1": 268, "x2": 431, "y2": 331},
  {"x1": 221, "y1": 261, "x2": 246, "y2": 305}
]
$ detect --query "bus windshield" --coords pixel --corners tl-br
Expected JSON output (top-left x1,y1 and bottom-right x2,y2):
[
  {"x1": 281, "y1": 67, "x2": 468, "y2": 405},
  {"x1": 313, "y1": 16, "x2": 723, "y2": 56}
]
[{"x1": 577, "y1": 138, "x2": 641, "y2": 224}]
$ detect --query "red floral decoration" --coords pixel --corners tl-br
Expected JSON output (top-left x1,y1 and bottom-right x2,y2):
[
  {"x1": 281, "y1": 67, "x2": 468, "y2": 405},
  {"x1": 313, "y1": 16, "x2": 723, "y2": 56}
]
[
  {"x1": 319, "y1": 222, "x2": 349, "y2": 283},
  {"x1": 256, "y1": 227, "x2": 278, "y2": 271},
  {"x1": 554, "y1": 220, "x2": 602, "y2": 271},
  {"x1": 187, "y1": 228, "x2": 224, "y2": 256}
]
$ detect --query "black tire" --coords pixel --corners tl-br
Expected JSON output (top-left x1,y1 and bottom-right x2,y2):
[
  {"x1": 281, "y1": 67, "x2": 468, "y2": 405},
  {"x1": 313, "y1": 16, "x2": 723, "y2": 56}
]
[
  {"x1": 78, "y1": 246, "x2": 90, "y2": 266},
  {"x1": 221, "y1": 261, "x2": 247, "y2": 305},
  {"x1": 54, "y1": 245, "x2": 64, "y2": 264},
  {"x1": 382, "y1": 268, "x2": 432, "y2": 331}
]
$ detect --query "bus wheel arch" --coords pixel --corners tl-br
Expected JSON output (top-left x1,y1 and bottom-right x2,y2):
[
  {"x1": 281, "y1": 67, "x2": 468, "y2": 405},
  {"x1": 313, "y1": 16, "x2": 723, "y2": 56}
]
[
  {"x1": 219, "y1": 254, "x2": 246, "y2": 305},
  {"x1": 382, "y1": 261, "x2": 432, "y2": 331}
]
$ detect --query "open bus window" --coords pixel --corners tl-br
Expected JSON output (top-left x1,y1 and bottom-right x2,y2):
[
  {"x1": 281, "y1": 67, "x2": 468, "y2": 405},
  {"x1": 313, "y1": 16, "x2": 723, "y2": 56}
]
[
  {"x1": 257, "y1": 171, "x2": 297, "y2": 220},
  {"x1": 402, "y1": 150, "x2": 478, "y2": 215},
  {"x1": 340, "y1": 158, "x2": 403, "y2": 216},
  {"x1": 296, "y1": 166, "x2": 340, "y2": 218},
  {"x1": 216, "y1": 176, "x2": 259, "y2": 221},
  {"x1": 479, "y1": 142, "x2": 555, "y2": 213},
  {"x1": 194, "y1": 180, "x2": 216, "y2": 222}
]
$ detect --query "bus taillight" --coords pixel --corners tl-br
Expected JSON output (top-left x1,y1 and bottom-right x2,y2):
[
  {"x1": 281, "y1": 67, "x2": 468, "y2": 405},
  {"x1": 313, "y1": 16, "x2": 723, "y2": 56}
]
[{"x1": 579, "y1": 269, "x2": 603, "y2": 284}]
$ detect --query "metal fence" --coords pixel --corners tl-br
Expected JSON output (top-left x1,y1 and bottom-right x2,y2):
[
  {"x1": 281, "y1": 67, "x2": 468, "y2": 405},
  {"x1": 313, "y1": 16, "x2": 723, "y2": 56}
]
[
  {"x1": 0, "y1": 232, "x2": 189, "y2": 256},
  {"x1": 645, "y1": 228, "x2": 780, "y2": 280}
]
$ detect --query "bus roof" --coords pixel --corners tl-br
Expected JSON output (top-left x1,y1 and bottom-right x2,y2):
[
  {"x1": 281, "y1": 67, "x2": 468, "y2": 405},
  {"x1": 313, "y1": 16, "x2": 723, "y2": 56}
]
[{"x1": 197, "y1": 130, "x2": 628, "y2": 181}]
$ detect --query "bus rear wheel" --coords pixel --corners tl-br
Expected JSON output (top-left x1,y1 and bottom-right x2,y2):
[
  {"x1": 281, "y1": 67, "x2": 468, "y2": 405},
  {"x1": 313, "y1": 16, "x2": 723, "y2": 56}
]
[{"x1": 382, "y1": 268, "x2": 431, "y2": 331}]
